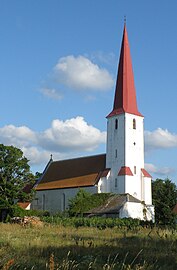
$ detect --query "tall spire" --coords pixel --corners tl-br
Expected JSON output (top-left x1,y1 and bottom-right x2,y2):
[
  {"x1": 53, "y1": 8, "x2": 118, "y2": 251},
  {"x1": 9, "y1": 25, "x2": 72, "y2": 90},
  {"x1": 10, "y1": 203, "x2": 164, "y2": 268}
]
[{"x1": 107, "y1": 24, "x2": 142, "y2": 117}]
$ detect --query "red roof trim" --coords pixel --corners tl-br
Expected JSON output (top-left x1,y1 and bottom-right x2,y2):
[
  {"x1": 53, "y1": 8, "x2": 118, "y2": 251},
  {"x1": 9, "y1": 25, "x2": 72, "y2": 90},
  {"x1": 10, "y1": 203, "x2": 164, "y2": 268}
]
[
  {"x1": 118, "y1": 166, "x2": 133, "y2": 176},
  {"x1": 141, "y1": 168, "x2": 152, "y2": 178},
  {"x1": 17, "y1": 202, "x2": 30, "y2": 209},
  {"x1": 107, "y1": 109, "x2": 143, "y2": 118}
]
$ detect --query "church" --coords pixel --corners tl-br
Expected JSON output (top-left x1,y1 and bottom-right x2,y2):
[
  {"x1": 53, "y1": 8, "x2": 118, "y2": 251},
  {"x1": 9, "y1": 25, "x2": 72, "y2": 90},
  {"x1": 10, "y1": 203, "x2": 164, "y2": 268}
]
[{"x1": 31, "y1": 24, "x2": 155, "y2": 221}]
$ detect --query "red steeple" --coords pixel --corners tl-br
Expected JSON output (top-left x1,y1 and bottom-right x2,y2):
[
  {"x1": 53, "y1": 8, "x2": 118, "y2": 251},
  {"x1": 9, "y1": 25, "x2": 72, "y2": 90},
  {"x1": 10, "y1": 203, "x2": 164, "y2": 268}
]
[{"x1": 107, "y1": 24, "x2": 142, "y2": 117}]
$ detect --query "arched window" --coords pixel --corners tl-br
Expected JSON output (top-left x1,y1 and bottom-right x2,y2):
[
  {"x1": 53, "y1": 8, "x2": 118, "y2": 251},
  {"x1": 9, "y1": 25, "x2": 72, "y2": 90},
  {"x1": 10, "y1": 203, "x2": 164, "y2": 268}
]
[
  {"x1": 115, "y1": 149, "x2": 117, "y2": 158},
  {"x1": 42, "y1": 194, "x2": 46, "y2": 211},
  {"x1": 115, "y1": 119, "x2": 118, "y2": 130},
  {"x1": 61, "y1": 193, "x2": 65, "y2": 211},
  {"x1": 115, "y1": 178, "x2": 118, "y2": 188},
  {"x1": 133, "y1": 119, "x2": 136, "y2": 129}
]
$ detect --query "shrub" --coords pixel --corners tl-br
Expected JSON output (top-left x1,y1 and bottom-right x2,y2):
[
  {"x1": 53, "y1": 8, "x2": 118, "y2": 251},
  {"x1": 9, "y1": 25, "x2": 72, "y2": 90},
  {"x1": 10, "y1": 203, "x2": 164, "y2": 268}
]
[
  {"x1": 68, "y1": 189, "x2": 112, "y2": 217},
  {"x1": 10, "y1": 205, "x2": 50, "y2": 218}
]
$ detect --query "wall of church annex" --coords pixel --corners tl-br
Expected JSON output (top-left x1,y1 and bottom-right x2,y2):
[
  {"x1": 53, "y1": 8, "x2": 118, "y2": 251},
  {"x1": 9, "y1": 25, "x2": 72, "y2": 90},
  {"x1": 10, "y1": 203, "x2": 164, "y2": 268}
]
[
  {"x1": 119, "y1": 202, "x2": 154, "y2": 221},
  {"x1": 143, "y1": 177, "x2": 152, "y2": 205},
  {"x1": 31, "y1": 186, "x2": 97, "y2": 214}
]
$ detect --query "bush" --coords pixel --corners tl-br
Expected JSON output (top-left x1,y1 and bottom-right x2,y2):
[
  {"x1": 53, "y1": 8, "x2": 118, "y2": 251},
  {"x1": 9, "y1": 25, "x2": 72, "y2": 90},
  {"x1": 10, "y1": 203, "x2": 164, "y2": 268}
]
[
  {"x1": 42, "y1": 216, "x2": 145, "y2": 229},
  {"x1": 68, "y1": 189, "x2": 112, "y2": 217},
  {"x1": 10, "y1": 205, "x2": 50, "y2": 218}
]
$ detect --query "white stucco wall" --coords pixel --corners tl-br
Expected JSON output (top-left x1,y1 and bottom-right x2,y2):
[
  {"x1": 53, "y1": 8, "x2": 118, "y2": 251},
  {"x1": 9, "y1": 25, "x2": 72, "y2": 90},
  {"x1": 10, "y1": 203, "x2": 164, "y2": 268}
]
[
  {"x1": 125, "y1": 175, "x2": 141, "y2": 200},
  {"x1": 98, "y1": 172, "x2": 111, "y2": 193},
  {"x1": 143, "y1": 177, "x2": 152, "y2": 205},
  {"x1": 119, "y1": 202, "x2": 154, "y2": 221},
  {"x1": 106, "y1": 112, "x2": 153, "y2": 204},
  {"x1": 26, "y1": 204, "x2": 31, "y2": 210},
  {"x1": 106, "y1": 114, "x2": 125, "y2": 193},
  {"x1": 31, "y1": 186, "x2": 97, "y2": 214},
  {"x1": 125, "y1": 113, "x2": 144, "y2": 172}
]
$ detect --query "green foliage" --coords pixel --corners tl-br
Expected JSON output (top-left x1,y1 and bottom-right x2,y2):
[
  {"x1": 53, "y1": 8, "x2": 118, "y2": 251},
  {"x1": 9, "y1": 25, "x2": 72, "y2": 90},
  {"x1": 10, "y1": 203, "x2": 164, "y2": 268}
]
[
  {"x1": 11, "y1": 204, "x2": 50, "y2": 218},
  {"x1": 152, "y1": 178, "x2": 177, "y2": 226},
  {"x1": 68, "y1": 189, "x2": 112, "y2": 216},
  {"x1": 0, "y1": 144, "x2": 35, "y2": 212},
  {"x1": 42, "y1": 216, "x2": 144, "y2": 229}
]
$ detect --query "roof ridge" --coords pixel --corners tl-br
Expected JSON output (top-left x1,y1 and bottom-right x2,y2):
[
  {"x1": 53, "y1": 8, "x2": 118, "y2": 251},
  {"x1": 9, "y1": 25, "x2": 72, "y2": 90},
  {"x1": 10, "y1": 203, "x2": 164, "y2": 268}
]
[{"x1": 51, "y1": 153, "x2": 106, "y2": 164}]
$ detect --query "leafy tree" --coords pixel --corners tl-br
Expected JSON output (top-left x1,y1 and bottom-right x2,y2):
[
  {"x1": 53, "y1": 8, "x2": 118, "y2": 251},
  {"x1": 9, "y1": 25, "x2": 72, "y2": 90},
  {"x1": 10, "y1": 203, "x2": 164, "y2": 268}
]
[
  {"x1": 152, "y1": 178, "x2": 177, "y2": 225},
  {"x1": 68, "y1": 189, "x2": 112, "y2": 217},
  {"x1": 68, "y1": 189, "x2": 92, "y2": 216},
  {"x1": 0, "y1": 144, "x2": 35, "y2": 212}
]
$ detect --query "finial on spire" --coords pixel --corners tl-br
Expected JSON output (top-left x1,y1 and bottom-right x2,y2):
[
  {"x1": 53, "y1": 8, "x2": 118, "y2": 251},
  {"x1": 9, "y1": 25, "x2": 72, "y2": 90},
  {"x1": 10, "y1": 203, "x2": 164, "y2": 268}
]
[
  {"x1": 50, "y1": 154, "x2": 53, "y2": 162},
  {"x1": 124, "y1": 15, "x2": 126, "y2": 25}
]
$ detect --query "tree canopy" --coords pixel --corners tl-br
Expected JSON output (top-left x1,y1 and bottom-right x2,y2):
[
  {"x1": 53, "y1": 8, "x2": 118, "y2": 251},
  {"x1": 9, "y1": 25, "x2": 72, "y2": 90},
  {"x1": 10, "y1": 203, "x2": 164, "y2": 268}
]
[
  {"x1": 0, "y1": 144, "x2": 35, "y2": 211},
  {"x1": 68, "y1": 189, "x2": 112, "y2": 216},
  {"x1": 152, "y1": 178, "x2": 177, "y2": 226}
]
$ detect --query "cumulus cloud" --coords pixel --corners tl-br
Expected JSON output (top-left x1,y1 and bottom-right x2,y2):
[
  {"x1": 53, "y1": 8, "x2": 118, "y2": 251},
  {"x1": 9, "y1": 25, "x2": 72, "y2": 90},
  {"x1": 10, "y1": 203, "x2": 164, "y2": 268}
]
[
  {"x1": 145, "y1": 163, "x2": 175, "y2": 177},
  {"x1": 90, "y1": 51, "x2": 116, "y2": 65},
  {"x1": 2, "y1": 121, "x2": 177, "y2": 175},
  {"x1": 39, "y1": 116, "x2": 106, "y2": 152},
  {"x1": 145, "y1": 128, "x2": 177, "y2": 151},
  {"x1": 0, "y1": 117, "x2": 106, "y2": 167},
  {"x1": 0, "y1": 125, "x2": 36, "y2": 148},
  {"x1": 54, "y1": 55, "x2": 114, "y2": 91},
  {"x1": 40, "y1": 88, "x2": 63, "y2": 100}
]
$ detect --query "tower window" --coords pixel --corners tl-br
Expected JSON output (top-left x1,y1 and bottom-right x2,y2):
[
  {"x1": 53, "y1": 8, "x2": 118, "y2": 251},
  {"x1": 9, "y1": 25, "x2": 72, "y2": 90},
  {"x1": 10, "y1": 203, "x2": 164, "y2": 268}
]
[
  {"x1": 115, "y1": 119, "x2": 118, "y2": 129},
  {"x1": 115, "y1": 178, "x2": 118, "y2": 188},
  {"x1": 133, "y1": 119, "x2": 136, "y2": 129},
  {"x1": 134, "y1": 166, "x2": 136, "y2": 174},
  {"x1": 115, "y1": 149, "x2": 117, "y2": 158}
]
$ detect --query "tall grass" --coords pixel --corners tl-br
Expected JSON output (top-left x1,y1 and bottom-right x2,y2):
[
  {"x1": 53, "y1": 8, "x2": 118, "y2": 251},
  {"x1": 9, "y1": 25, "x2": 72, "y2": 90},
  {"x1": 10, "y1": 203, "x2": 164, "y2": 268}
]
[{"x1": 0, "y1": 223, "x2": 176, "y2": 269}]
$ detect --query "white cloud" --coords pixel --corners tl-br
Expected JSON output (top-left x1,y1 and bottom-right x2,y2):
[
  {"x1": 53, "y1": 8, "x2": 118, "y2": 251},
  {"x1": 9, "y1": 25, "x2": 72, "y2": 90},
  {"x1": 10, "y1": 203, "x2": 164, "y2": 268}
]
[
  {"x1": 54, "y1": 55, "x2": 114, "y2": 91},
  {"x1": 145, "y1": 163, "x2": 175, "y2": 177},
  {"x1": 0, "y1": 125, "x2": 36, "y2": 148},
  {"x1": 38, "y1": 116, "x2": 106, "y2": 152},
  {"x1": 0, "y1": 117, "x2": 106, "y2": 167},
  {"x1": 1, "y1": 122, "x2": 177, "y2": 176},
  {"x1": 145, "y1": 128, "x2": 177, "y2": 151},
  {"x1": 40, "y1": 88, "x2": 63, "y2": 100},
  {"x1": 22, "y1": 147, "x2": 51, "y2": 165},
  {"x1": 90, "y1": 51, "x2": 116, "y2": 65}
]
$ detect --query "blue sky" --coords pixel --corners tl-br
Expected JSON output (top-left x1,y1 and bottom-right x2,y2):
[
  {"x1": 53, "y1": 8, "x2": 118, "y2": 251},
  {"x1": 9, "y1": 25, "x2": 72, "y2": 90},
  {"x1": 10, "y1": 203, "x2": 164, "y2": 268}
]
[{"x1": 1, "y1": 0, "x2": 177, "y2": 185}]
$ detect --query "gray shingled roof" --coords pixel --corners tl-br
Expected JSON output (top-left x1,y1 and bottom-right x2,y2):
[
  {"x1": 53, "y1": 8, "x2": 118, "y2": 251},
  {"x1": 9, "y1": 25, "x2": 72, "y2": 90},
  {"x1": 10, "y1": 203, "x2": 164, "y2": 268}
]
[{"x1": 86, "y1": 194, "x2": 142, "y2": 215}]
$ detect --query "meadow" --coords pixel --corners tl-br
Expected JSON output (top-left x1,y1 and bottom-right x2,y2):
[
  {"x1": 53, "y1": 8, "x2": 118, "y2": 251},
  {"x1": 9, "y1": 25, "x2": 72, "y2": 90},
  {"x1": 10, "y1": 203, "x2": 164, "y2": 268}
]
[{"x1": 0, "y1": 222, "x2": 177, "y2": 270}]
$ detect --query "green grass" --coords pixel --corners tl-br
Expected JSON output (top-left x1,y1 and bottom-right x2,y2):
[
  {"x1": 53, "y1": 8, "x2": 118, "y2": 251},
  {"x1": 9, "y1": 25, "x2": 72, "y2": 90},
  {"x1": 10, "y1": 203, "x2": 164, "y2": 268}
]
[{"x1": 0, "y1": 223, "x2": 177, "y2": 269}]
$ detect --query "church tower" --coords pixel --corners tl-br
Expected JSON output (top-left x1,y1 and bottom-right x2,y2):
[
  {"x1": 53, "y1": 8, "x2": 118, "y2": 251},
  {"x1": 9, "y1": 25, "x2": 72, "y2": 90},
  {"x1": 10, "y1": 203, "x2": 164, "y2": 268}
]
[{"x1": 106, "y1": 24, "x2": 152, "y2": 206}]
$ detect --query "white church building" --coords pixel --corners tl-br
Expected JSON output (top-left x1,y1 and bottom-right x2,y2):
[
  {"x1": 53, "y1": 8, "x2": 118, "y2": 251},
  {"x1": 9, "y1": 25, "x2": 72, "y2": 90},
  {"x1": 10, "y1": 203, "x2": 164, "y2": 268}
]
[{"x1": 31, "y1": 24, "x2": 154, "y2": 221}]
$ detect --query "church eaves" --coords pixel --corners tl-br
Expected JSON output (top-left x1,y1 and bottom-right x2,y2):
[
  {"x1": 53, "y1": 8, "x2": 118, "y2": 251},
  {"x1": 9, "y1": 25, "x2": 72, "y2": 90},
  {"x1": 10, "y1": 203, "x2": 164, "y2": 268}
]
[{"x1": 107, "y1": 24, "x2": 142, "y2": 118}]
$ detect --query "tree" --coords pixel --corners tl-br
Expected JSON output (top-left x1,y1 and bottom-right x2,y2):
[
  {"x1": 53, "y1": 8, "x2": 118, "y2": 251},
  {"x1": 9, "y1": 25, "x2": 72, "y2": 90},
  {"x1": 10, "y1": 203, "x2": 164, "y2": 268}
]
[
  {"x1": 68, "y1": 189, "x2": 112, "y2": 217},
  {"x1": 0, "y1": 144, "x2": 35, "y2": 212},
  {"x1": 68, "y1": 189, "x2": 92, "y2": 216},
  {"x1": 152, "y1": 178, "x2": 177, "y2": 226}
]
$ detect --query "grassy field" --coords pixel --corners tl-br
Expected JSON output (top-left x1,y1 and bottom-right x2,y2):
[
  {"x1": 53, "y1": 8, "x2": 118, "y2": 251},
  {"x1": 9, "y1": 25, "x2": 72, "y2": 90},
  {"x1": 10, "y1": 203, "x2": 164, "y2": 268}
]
[{"x1": 0, "y1": 222, "x2": 177, "y2": 269}]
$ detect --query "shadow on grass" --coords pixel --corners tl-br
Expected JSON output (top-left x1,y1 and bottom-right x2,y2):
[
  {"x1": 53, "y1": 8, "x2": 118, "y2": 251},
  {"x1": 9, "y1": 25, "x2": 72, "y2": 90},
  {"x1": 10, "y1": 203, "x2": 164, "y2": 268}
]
[{"x1": 1, "y1": 236, "x2": 177, "y2": 269}]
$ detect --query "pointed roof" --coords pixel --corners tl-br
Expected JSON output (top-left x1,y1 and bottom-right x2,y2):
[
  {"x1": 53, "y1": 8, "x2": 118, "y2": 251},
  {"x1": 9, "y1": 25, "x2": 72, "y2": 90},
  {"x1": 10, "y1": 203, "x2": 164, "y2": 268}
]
[
  {"x1": 107, "y1": 24, "x2": 142, "y2": 117},
  {"x1": 118, "y1": 166, "x2": 133, "y2": 176}
]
